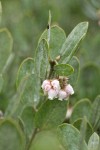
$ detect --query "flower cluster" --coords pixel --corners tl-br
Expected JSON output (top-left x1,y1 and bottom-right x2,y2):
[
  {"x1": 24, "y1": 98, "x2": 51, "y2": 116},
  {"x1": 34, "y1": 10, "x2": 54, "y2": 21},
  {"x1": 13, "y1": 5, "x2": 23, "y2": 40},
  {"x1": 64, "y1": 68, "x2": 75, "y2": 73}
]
[{"x1": 41, "y1": 79, "x2": 74, "y2": 100}]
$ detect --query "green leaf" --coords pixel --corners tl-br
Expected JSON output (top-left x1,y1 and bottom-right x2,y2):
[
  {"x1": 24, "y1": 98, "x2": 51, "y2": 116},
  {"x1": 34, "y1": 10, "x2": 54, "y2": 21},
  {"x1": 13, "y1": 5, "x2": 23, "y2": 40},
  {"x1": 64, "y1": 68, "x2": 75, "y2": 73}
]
[
  {"x1": 69, "y1": 56, "x2": 80, "y2": 86},
  {"x1": 35, "y1": 99, "x2": 68, "y2": 129},
  {"x1": 88, "y1": 132, "x2": 100, "y2": 150},
  {"x1": 59, "y1": 22, "x2": 89, "y2": 63},
  {"x1": 5, "y1": 64, "x2": 40, "y2": 117},
  {"x1": 73, "y1": 118, "x2": 93, "y2": 143},
  {"x1": 54, "y1": 64, "x2": 74, "y2": 76},
  {"x1": 57, "y1": 123, "x2": 88, "y2": 150},
  {"x1": 39, "y1": 25, "x2": 66, "y2": 60},
  {"x1": 20, "y1": 106, "x2": 36, "y2": 140},
  {"x1": 79, "y1": 117, "x2": 87, "y2": 149},
  {"x1": 0, "y1": 119, "x2": 25, "y2": 150},
  {"x1": 70, "y1": 99, "x2": 92, "y2": 123},
  {"x1": 35, "y1": 39, "x2": 49, "y2": 80},
  {"x1": 16, "y1": 57, "x2": 40, "y2": 106},
  {"x1": 0, "y1": 28, "x2": 13, "y2": 73},
  {"x1": 16, "y1": 57, "x2": 34, "y2": 87},
  {"x1": 90, "y1": 95, "x2": 100, "y2": 130},
  {"x1": 5, "y1": 78, "x2": 28, "y2": 117},
  {"x1": 29, "y1": 130, "x2": 64, "y2": 150},
  {"x1": 0, "y1": 74, "x2": 3, "y2": 92}
]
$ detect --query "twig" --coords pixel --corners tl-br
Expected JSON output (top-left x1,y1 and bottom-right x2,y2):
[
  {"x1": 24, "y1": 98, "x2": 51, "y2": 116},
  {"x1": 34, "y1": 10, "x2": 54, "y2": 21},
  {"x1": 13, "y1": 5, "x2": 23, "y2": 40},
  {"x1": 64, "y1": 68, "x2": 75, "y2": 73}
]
[{"x1": 26, "y1": 128, "x2": 38, "y2": 150}]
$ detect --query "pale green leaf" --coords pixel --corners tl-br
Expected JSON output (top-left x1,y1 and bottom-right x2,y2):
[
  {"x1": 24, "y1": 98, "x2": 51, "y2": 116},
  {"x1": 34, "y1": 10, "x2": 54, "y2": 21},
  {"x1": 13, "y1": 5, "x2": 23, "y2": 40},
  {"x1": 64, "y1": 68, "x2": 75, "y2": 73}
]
[
  {"x1": 20, "y1": 106, "x2": 36, "y2": 140},
  {"x1": 35, "y1": 39, "x2": 49, "y2": 80},
  {"x1": 88, "y1": 132, "x2": 100, "y2": 150},
  {"x1": 5, "y1": 78, "x2": 28, "y2": 117},
  {"x1": 0, "y1": 28, "x2": 13, "y2": 73},
  {"x1": 5, "y1": 59, "x2": 40, "y2": 117},
  {"x1": 35, "y1": 99, "x2": 67, "y2": 129},
  {"x1": 16, "y1": 57, "x2": 40, "y2": 106},
  {"x1": 90, "y1": 95, "x2": 100, "y2": 130},
  {"x1": 39, "y1": 25, "x2": 66, "y2": 60},
  {"x1": 70, "y1": 99, "x2": 92, "y2": 123},
  {"x1": 16, "y1": 57, "x2": 34, "y2": 87},
  {"x1": 59, "y1": 22, "x2": 89, "y2": 63},
  {"x1": 0, "y1": 119, "x2": 25, "y2": 150},
  {"x1": 73, "y1": 118, "x2": 93, "y2": 142},
  {"x1": 79, "y1": 117, "x2": 87, "y2": 150},
  {"x1": 57, "y1": 123, "x2": 88, "y2": 150}
]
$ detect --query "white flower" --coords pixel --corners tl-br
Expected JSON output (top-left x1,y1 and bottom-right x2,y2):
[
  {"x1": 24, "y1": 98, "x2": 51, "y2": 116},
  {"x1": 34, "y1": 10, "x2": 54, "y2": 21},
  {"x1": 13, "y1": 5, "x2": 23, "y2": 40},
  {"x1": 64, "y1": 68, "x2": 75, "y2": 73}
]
[
  {"x1": 48, "y1": 89, "x2": 58, "y2": 100},
  {"x1": 51, "y1": 79, "x2": 60, "y2": 91},
  {"x1": 65, "y1": 84, "x2": 74, "y2": 95},
  {"x1": 41, "y1": 80, "x2": 50, "y2": 89},
  {"x1": 58, "y1": 90, "x2": 68, "y2": 101}
]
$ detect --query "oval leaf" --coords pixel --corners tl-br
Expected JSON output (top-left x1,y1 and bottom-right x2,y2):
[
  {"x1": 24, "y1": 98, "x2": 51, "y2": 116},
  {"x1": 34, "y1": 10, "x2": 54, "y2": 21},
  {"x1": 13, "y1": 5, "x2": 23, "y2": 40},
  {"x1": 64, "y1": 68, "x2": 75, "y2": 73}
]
[
  {"x1": 16, "y1": 57, "x2": 34, "y2": 88},
  {"x1": 69, "y1": 56, "x2": 80, "y2": 86},
  {"x1": 35, "y1": 39, "x2": 49, "y2": 80},
  {"x1": 0, "y1": 28, "x2": 13, "y2": 73},
  {"x1": 39, "y1": 25, "x2": 66, "y2": 60},
  {"x1": 0, "y1": 119, "x2": 25, "y2": 150},
  {"x1": 90, "y1": 95, "x2": 100, "y2": 130},
  {"x1": 70, "y1": 99, "x2": 92, "y2": 123},
  {"x1": 20, "y1": 106, "x2": 36, "y2": 139},
  {"x1": 54, "y1": 64, "x2": 74, "y2": 76},
  {"x1": 59, "y1": 22, "x2": 89, "y2": 63},
  {"x1": 16, "y1": 57, "x2": 40, "y2": 106},
  {"x1": 35, "y1": 99, "x2": 68, "y2": 129},
  {"x1": 57, "y1": 123, "x2": 88, "y2": 150},
  {"x1": 88, "y1": 132, "x2": 100, "y2": 150},
  {"x1": 6, "y1": 58, "x2": 40, "y2": 117},
  {"x1": 73, "y1": 118, "x2": 93, "y2": 143},
  {"x1": 29, "y1": 130, "x2": 63, "y2": 150}
]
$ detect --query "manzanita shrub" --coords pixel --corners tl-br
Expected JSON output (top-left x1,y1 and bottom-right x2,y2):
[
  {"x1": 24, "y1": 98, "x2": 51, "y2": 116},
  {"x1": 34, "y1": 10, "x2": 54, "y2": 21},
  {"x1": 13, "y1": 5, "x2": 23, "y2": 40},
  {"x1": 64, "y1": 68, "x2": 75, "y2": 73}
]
[{"x1": 0, "y1": 9, "x2": 100, "y2": 150}]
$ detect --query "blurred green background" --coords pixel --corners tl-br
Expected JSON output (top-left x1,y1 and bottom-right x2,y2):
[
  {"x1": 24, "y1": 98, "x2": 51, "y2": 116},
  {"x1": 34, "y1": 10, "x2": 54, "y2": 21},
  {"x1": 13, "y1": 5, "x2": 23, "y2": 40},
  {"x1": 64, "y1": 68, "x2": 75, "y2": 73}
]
[{"x1": 0, "y1": 0, "x2": 100, "y2": 111}]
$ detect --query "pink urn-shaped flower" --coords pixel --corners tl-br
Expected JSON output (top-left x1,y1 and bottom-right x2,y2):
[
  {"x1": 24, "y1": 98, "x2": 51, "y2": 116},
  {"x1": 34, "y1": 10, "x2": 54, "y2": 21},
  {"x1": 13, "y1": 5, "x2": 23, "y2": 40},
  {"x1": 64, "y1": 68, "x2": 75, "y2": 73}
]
[
  {"x1": 51, "y1": 79, "x2": 60, "y2": 91},
  {"x1": 48, "y1": 89, "x2": 58, "y2": 100},
  {"x1": 41, "y1": 79, "x2": 74, "y2": 101},
  {"x1": 58, "y1": 90, "x2": 68, "y2": 101},
  {"x1": 65, "y1": 84, "x2": 74, "y2": 95}
]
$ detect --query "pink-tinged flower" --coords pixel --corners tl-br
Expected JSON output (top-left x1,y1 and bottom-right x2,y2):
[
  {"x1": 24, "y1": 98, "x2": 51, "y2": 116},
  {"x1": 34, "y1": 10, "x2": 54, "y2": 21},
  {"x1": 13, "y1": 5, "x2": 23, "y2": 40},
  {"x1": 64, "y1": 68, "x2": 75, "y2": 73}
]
[
  {"x1": 65, "y1": 84, "x2": 74, "y2": 95},
  {"x1": 58, "y1": 90, "x2": 68, "y2": 101},
  {"x1": 44, "y1": 84, "x2": 51, "y2": 92},
  {"x1": 48, "y1": 89, "x2": 58, "y2": 100},
  {"x1": 51, "y1": 79, "x2": 60, "y2": 91},
  {"x1": 41, "y1": 80, "x2": 50, "y2": 89}
]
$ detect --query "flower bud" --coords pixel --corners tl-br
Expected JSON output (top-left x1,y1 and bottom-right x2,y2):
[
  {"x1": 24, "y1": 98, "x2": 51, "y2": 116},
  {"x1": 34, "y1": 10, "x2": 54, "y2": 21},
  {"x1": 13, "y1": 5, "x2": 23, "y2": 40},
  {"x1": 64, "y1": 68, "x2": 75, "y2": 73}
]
[
  {"x1": 65, "y1": 84, "x2": 74, "y2": 95},
  {"x1": 58, "y1": 90, "x2": 67, "y2": 100},
  {"x1": 48, "y1": 89, "x2": 58, "y2": 100}
]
